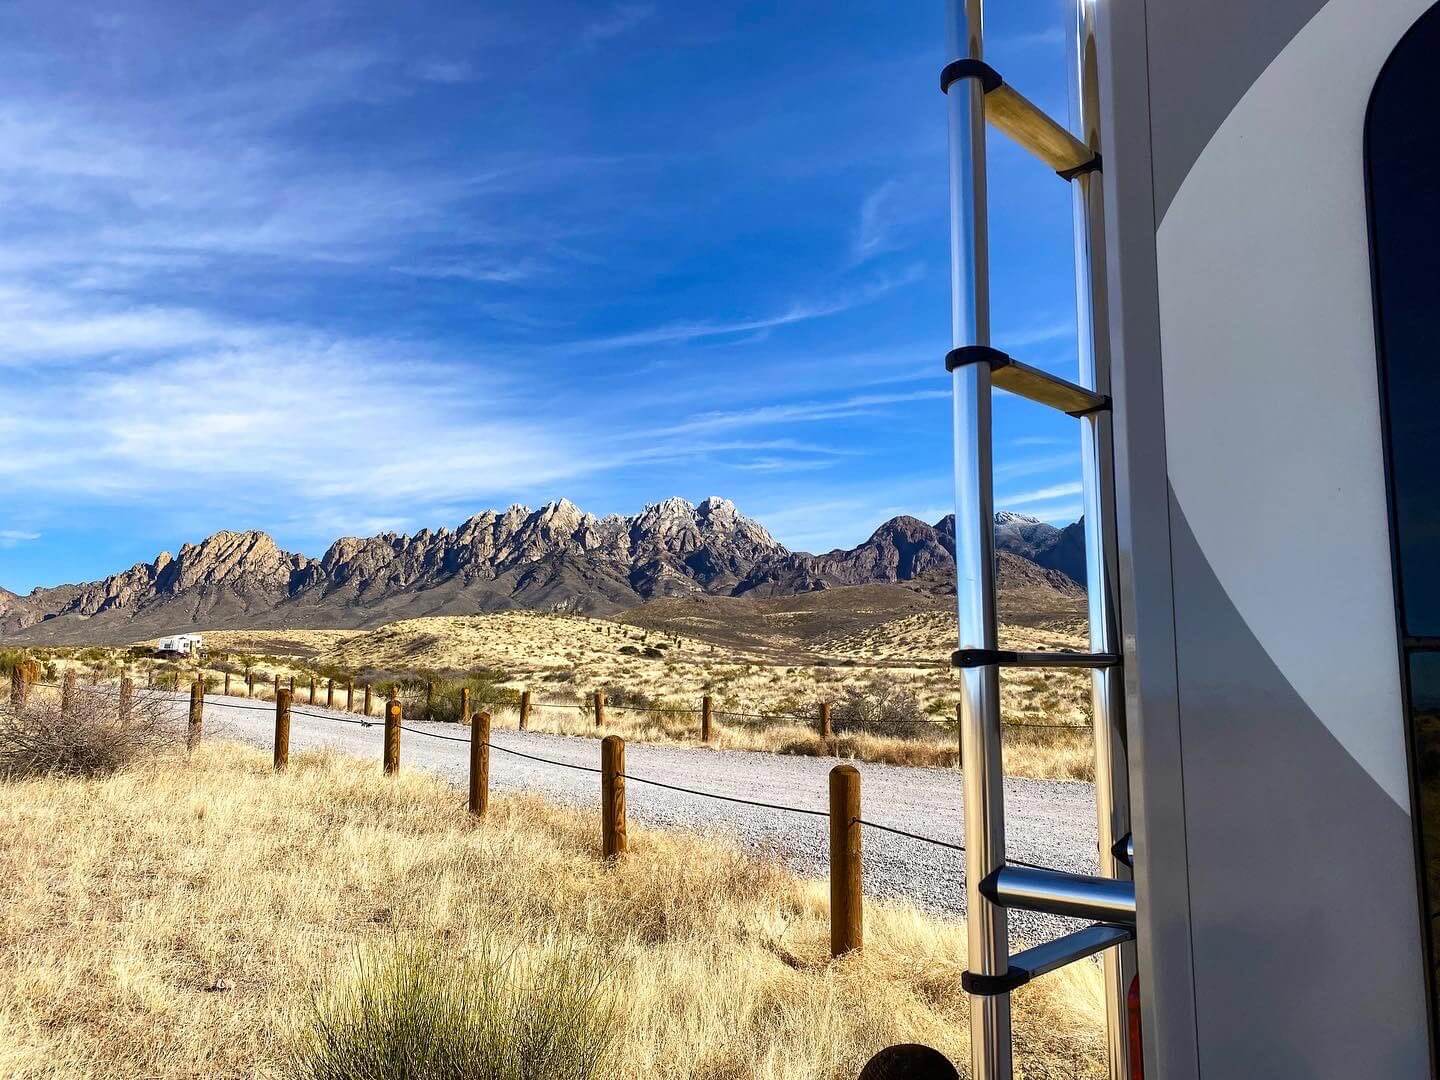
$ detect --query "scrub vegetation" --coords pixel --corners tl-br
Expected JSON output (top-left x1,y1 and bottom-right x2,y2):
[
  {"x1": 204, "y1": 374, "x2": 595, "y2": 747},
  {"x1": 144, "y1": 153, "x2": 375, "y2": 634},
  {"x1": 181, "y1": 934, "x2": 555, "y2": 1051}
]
[{"x1": 0, "y1": 741, "x2": 1107, "y2": 1078}]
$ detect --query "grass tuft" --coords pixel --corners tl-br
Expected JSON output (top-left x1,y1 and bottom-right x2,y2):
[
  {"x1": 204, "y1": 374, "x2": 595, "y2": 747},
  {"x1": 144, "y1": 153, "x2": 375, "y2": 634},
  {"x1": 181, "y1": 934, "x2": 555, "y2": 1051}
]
[{"x1": 292, "y1": 934, "x2": 615, "y2": 1080}]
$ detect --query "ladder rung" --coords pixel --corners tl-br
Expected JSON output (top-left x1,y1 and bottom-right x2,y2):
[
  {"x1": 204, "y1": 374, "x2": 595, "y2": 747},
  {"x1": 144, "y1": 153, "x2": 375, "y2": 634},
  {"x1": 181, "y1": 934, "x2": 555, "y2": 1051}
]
[
  {"x1": 961, "y1": 923, "x2": 1134, "y2": 996},
  {"x1": 951, "y1": 648, "x2": 1122, "y2": 670},
  {"x1": 981, "y1": 866, "x2": 1136, "y2": 925},
  {"x1": 940, "y1": 58, "x2": 1100, "y2": 179},
  {"x1": 945, "y1": 346, "x2": 1109, "y2": 417}
]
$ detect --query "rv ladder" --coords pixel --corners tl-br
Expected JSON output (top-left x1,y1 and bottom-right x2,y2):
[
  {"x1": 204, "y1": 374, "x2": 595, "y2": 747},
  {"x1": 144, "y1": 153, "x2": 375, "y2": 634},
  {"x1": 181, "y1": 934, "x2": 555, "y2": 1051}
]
[{"x1": 942, "y1": 2, "x2": 1136, "y2": 1080}]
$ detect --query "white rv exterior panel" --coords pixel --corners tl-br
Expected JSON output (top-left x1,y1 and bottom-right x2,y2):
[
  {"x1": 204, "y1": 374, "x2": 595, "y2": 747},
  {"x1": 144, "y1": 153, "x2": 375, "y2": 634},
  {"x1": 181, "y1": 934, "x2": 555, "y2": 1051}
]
[{"x1": 1097, "y1": 0, "x2": 1435, "y2": 1075}]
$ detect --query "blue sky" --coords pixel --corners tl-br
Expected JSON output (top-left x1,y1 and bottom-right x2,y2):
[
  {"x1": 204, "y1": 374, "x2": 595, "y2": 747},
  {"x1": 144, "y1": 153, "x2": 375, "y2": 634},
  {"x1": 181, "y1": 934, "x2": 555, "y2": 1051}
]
[{"x1": 0, "y1": 0, "x2": 1084, "y2": 593}]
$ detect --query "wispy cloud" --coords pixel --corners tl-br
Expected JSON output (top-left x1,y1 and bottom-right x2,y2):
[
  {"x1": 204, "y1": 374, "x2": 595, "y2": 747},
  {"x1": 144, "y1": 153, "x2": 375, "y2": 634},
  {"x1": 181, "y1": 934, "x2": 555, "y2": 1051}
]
[
  {"x1": 993, "y1": 317, "x2": 1074, "y2": 352},
  {"x1": 997, "y1": 481, "x2": 1084, "y2": 507},
  {"x1": 0, "y1": 530, "x2": 40, "y2": 548},
  {"x1": 854, "y1": 180, "x2": 902, "y2": 263},
  {"x1": 580, "y1": 4, "x2": 655, "y2": 49},
  {"x1": 995, "y1": 452, "x2": 1079, "y2": 479},
  {"x1": 410, "y1": 59, "x2": 477, "y2": 84},
  {"x1": 650, "y1": 389, "x2": 949, "y2": 437},
  {"x1": 992, "y1": 26, "x2": 1066, "y2": 51},
  {"x1": 0, "y1": 326, "x2": 587, "y2": 516},
  {"x1": 0, "y1": 284, "x2": 262, "y2": 364},
  {"x1": 570, "y1": 264, "x2": 926, "y2": 352},
  {"x1": 851, "y1": 176, "x2": 939, "y2": 266}
]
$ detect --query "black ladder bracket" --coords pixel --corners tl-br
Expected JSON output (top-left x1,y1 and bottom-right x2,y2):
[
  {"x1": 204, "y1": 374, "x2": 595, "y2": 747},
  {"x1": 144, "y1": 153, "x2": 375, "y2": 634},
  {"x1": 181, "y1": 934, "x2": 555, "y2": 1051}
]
[
  {"x1": 951, "y1": 648, "x2": 1122, "y2": 670},
  {"x1": 940, "y1": 57, "x2": 1003, "y2": 95},
  {"x1": 944, "y1": 346, "x2": 1110, "y2": 418},
  {"x1": 962, "y1": 923, "x2": 1134, "y2": 997},
  {"x1": 961, "y1": 967, "x2": 1032, "y2": 996}
]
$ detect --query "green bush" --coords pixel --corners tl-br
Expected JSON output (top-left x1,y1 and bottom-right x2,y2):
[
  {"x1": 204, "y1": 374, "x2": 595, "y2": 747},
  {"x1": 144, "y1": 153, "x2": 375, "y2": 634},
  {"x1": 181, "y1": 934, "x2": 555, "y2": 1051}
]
[
  {"x1": 370, "y1": 670, "x2": 518, "y2": 723},
  {"x1": 0, "y1": 649, "x2": 32, "y2": 679},
  {"x1": 291, "y1": 934, "x2": 615, "y2": 1080}
]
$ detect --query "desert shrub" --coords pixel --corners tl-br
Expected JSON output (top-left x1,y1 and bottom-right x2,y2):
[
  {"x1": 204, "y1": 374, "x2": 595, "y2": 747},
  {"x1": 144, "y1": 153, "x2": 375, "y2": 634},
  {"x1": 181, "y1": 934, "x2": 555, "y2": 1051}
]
[
  {"x1": 0, "y1": 650, "x2": 38, "y2": 680},
  {"x1": 599, "y1": 683, "x2": 651, "y2": 710},
  {"x1": 427, "y1": 672, "x2": 519, "y2": 723},
  {"x1": 830, "y1": 676, "x2": 932, "y2": 738},
  {"x1": 291, "y1": 934, "x2": 615, "y2": 1080},
  {"x1": 310, "y1": 660, "x2": 355, "y2": 683},
  {"x1": 0, "y1": 686, "x2": 178, "y2": 779}
]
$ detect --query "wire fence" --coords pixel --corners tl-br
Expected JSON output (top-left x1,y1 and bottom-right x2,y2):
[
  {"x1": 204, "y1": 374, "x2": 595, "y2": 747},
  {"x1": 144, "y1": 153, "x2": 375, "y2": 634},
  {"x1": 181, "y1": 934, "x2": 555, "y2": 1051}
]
[
  {"x1": 11, "y1": 673, "x2": 1069, "y2": 871},
  {"x1": 13, "y1": 668, "x2": 1095, "y2": 739}
]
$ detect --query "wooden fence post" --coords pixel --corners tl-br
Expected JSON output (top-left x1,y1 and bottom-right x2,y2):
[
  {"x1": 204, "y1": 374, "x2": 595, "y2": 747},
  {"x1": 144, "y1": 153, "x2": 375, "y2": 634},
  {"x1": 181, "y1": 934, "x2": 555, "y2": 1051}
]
[
  {"x1": 9, "y1": 664, "x2": 29, "y2": 710},
  {"x1": 383, "y1": 697, "x2": 401, "y2": 774},
  {"x1": 188, "y1": 679, "x2": 204, "y2": 751},
  {"x1": 309, "y1": 676, "x2": 317, "y2": 704},
  {"x1": 273, "y1": 673, "x2": 280, "y2": 697},
  {"x1": 956, "y1": 701, "x2": 963, "y2": 769},
  {"x1": 460, "y1": 687, "x2": 471, "y2": 726},
  {"x1": 594, "y1": 689, "x2": 606, "y2": 729},
  {"x1": 425, "y1": 680, "x2": 435, "y2": 722},
  {"x1": 61, "y1": 670, "x2": 76, "y2": 716},
  {"x1": 519, "y1": 689, "x2": 531, "y2": 731},
  {"x1": 245, "y1": 672, "x2": 253, "y2": 697},
  {"x1": 288, "y1": 676, "x2": 295, "y2": 693},
  {"x1": 172, "y1": 671, "x2": 180, "y2": 692},
  {"x1": 819, "y1": 701, "x2": 833, "y2": 739},
  {"x1": 363, "y1": 683, "x2": 373, "y2": 718},
  {"x1": 701, "y1": 694, "x2": 714, "y2": 743},
  {"x1": 346, "y1": 681, "x2": 354, "y2": 711},
  {"x1": 469, "y1": 711, "x2": 491, "y2": 816},
  {"x1": 223, "y1": 672, "x2": 231, "y2": 696},
  {"x1": 829, "y1": 764, "x2": 863, "y2": 957},
  {"x1": 274, "y1": 689, "x2": 292, "y2": 771},
  {"x1": 89, "y1": 668, "x2": 99, "y2": 685},
  {"x1": 601, "y1": 735, "x2": 626, "y2": 858},
  {"x1": 327, "y1": 678, "x2": 335, "y2": 708},
  {"x1": 118, "y1": 676, "x2": 133, "y2": 721},
  {"x1": 147, "y1": 669, "x2": 155, "y2": 690}
]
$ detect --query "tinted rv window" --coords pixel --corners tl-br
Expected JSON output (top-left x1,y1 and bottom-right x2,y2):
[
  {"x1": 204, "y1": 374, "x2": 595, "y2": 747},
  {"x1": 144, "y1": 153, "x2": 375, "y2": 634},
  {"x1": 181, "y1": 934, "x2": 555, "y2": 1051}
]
[{"x1": 1368, "y1": 0, "x2": 1440, "y2": 1046}]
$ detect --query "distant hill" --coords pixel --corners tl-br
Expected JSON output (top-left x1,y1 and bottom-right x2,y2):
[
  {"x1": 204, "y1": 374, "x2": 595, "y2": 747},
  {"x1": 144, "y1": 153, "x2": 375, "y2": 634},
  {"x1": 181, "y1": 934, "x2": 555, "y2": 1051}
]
[{"x1": 0, "y1": 498, "x2": 1083, "y2": 643}]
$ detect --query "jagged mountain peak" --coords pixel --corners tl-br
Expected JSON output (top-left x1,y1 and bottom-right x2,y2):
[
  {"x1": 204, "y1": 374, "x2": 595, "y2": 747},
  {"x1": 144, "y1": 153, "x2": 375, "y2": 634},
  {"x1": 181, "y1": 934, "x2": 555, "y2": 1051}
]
[
  {"x1": 2, "y1": 497, "x2": 1085, "y2": 643},
  {"x1": 994, "y1": 510, "x2": 1043, "y2": 525}
]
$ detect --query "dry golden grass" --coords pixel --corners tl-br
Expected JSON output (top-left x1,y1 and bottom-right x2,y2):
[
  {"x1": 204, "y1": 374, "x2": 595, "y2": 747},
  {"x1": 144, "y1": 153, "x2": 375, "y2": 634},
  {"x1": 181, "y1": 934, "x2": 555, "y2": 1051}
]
[{"x1": 0, "y1": 743, "x2": 1105, "y2": 1079}]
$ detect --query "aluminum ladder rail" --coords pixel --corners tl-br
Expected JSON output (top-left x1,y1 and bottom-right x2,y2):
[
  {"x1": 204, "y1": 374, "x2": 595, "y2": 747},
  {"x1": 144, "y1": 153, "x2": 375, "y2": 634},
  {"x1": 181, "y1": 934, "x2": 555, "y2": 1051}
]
[{"x1": 942, "y1": 2, "x2": 1136, "y2": 1079}]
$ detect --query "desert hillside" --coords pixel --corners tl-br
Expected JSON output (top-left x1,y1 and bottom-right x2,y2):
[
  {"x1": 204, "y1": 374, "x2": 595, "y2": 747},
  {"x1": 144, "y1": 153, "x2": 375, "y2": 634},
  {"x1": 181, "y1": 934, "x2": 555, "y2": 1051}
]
[{"x1": 189, "y1": 593, "x2": 1092, "y2": 730}]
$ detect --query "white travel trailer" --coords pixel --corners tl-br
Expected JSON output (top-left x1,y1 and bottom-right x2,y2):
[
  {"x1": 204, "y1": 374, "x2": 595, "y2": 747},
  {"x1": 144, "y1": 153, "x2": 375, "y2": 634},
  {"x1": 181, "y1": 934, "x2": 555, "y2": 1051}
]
[
  {"x1": 154, "y1": 633, "x2": 203, "y2": 658},
  {"x1": 934, "y1": 0, "x2": 1440, "y2": 1077}
]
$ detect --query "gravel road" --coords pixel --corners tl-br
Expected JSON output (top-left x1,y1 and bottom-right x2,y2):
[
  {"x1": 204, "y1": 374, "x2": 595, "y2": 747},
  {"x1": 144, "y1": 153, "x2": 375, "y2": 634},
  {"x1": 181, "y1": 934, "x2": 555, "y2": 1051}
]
[{"x1": 187, "y1": 693, "x2": 1099, "y2": 944}]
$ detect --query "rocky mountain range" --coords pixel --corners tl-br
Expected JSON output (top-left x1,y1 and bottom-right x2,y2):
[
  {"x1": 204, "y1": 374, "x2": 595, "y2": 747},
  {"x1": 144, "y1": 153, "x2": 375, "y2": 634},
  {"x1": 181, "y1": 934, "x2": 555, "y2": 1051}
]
[{"x1": 0, "y1": 497, "x2": 1084, "y2": 643}]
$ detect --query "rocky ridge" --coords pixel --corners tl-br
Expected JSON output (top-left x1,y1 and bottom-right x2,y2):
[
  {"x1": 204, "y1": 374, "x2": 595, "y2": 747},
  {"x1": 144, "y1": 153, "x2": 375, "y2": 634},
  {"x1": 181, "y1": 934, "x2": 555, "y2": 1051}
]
[{"x1": 0, "y1": 499, "x2": 1082, "y2": 642}]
